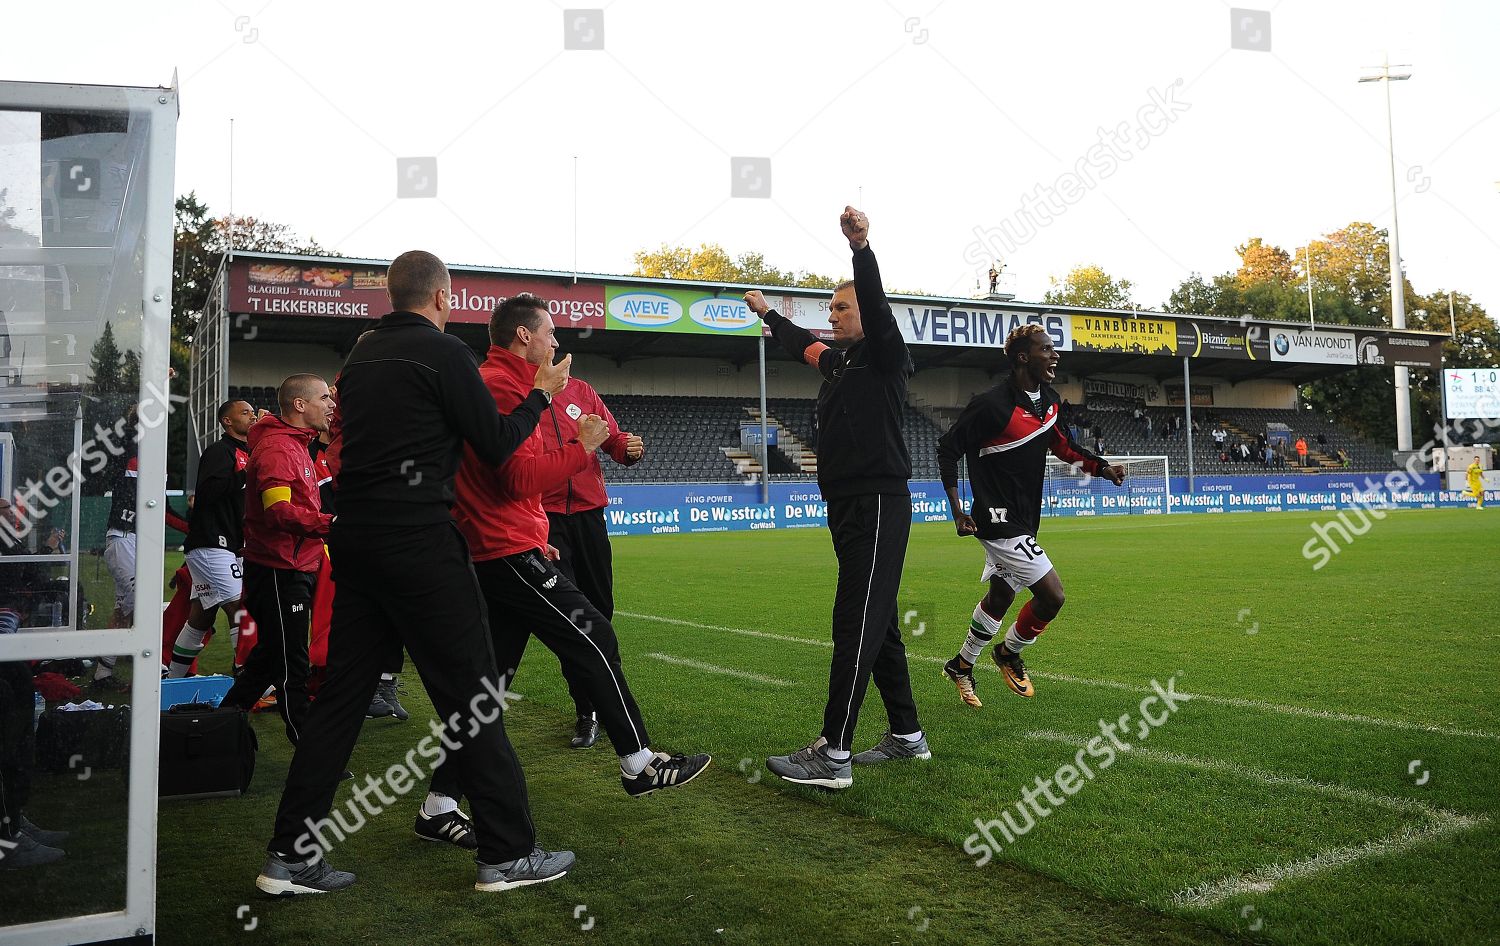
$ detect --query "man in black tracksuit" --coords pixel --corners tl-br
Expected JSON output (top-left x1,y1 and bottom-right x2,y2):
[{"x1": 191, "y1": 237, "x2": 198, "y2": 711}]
[
  {"x1": 257, "y1": 251, "x2": 576, "y2": 898},
  {"x1": 747, "y1": 207, "x2": 927, "y2": 791}
]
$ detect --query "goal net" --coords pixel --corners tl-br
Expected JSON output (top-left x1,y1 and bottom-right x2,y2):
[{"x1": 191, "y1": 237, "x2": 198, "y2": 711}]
[{"x1": 1041, "y1": 454, "x2": 1171, "y2": 518}]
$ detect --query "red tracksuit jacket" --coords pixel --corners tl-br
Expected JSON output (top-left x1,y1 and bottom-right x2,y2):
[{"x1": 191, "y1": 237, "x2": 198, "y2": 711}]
[
  {"x1": 455, "y1": 347, "x2": 593, "y2": 561},
  {"x1": 242, "y1": 415, "x2": 331, "y2": 572},
  {"x1": 539, "y1": 377, "x2": 637, "y2": 514}
]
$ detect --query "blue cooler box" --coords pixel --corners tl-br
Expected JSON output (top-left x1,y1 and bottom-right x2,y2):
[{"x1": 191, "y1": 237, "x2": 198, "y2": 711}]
[{"x1": 160, "y1": 675, "x2": 235, "y2": 711}]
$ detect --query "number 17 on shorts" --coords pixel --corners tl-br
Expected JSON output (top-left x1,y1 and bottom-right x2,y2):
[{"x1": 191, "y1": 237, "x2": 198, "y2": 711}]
[{"x1": 978, "y1": 535, "x2": 1054, "y2": 590}]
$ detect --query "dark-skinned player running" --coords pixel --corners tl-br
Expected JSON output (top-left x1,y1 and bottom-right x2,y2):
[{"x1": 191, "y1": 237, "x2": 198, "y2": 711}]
[{"x1": 935, "y1": 324, "x2": 1125, "y2": 705}]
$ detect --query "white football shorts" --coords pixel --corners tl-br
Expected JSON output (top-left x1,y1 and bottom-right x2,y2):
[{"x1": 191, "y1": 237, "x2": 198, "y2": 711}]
[
  {"x1": 103, "y1": 529, "x2": 137, "y2": 616},
  {"x1": 978, "y1": 534, "x2": 1055, "y2": 591},
  {"x1": 185, "y1": 547, "x2": 244, "y2": 609}
]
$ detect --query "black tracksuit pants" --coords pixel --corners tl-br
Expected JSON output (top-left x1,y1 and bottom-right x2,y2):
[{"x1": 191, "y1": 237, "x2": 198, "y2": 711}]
[
  {"x1": 269, "y1": 521, "x2": 536, "y2": 865},
  {"x1": 821, "y1": 493, "x2": 921, "y2": 752},
  {"x1": 0, "y1": 661, "x2": 35, "y2": 839},
  {"x1": 546, "y1": 508, "x2": 615, "y2": 719},
  {"x1": 224, "y1": 561, "x2": 315, "y2": 746},
  {"x1": 429, "y1": 547, "x2": 648, "y2": 803}
]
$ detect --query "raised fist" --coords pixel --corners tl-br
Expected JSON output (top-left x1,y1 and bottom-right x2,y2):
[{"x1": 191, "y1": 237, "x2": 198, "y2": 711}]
[
  {"x1": 576, "y1": 413, "x2": 609, "y2": 451},
  {"x1": 840, "y1": 205, "x2": 869, "y2": 250}
]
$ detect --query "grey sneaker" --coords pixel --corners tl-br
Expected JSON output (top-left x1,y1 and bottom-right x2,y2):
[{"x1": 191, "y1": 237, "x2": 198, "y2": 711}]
[
  {"x1": 365, "y1": 687, "x2": 394, "y2": 719},
  {"x1": 377, "y1": 677, "x2": 409, "y2": 721},
  {"x1": 19, "y1": 813, "x2": 69, "y2": 846},
  {"x1": 255, "y1": 852, "x2": 357, "y2": 896},
  {"x1": 0, "y1": 831, "x2": 64, "y2": 870},
  {"x1": 852, "y1": 731, "x2": 933, "y2": 765},
  {"x1": 475, "y1": 846, "x2": 576, "y2": 892},
  {"x1": 766, "y1": 736, "x2": 853, "y2": 789}
]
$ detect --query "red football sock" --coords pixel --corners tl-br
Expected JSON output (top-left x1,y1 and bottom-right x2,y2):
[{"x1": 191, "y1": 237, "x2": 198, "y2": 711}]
[{"x1": 1015, "y1": 600, "x2": 1049, "y2": 644}]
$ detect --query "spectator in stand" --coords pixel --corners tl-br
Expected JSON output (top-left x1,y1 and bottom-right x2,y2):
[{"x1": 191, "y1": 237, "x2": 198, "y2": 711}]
[
  {"x1": 1338, "y1": 448, "x2": 1351, "y2": 469},
  {"x1": 1316, "y1": 432, "x2": 1328, "y2": 450},
  {"x1": 1192, "y1": 419, "x2": 1201, "y2": 436},
  {"x1": 1255, "y1": 432, "x2": 1267, "y2": 455},
  {"x1": 1295, "y1": 436, "x2": 1309, "y2": 467},
  {"x1": 1273, "y1": 442, "x2": 1287, "y2": 468},
  {"x1": 1132, "y1": 405, "x2": 1143, "y2": 426},
  {"x1": 1093, "y1": 435, "x2": 1105, "y2": 455},
  {"x1": 1263, "y1": 443, "x2": 1274, "y2": 467},
  {"x1": 1211, "y1": 424, "x2": 1227, "y2": 450},
  {"x1": 1144, "y1": 414, "x2": 1153, "y2": 439}
]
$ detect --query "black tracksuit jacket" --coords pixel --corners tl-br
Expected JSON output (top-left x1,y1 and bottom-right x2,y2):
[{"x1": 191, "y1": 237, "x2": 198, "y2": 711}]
[
  {"x1": 333, "y1": 311, "x2": 546, "y2": 526},
  {"x1": 763, "y1": 243, "x2": 912, "y2": 501}
]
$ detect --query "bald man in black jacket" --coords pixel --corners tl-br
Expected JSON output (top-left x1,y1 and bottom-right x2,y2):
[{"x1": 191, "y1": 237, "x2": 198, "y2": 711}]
[{"x1": 257, "y1": 250, "x2": 576, "y2": 898}]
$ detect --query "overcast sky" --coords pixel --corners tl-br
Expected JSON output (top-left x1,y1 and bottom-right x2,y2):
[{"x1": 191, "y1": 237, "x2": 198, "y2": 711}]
[{"x1": 7, "y1": 0, "x2": 1498, "y2": 317}]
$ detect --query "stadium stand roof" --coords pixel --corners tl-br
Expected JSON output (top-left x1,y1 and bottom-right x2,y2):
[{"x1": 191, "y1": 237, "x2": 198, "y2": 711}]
[{"x1": 217, "y1": 250, "x2": 1449, "y2": 385}]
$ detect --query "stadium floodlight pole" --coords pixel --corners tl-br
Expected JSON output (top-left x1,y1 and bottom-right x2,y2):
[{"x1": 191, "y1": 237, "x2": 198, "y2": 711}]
[
  {"x1": 1439, "y1": 352, "x2": 1451, "y2": 468},
  {"x1": 1182, "y1": 355, "x2": 1195, "y2": 493},
  {"x1": 572, "y1": 154, "x2": 579, "y2": 284},
  {"x1": 1360, "y1": 53, "x2": 1413, "y2": 452},
  {"x1": 227, "y1": 117, "x2": 235, "y2": 258},
  {"x1": 758, "y1": 331, "x2": 770, "y2": 504},
  {"x1": 1305, "y1": 244, "x2": 1316, "y2": 331}
]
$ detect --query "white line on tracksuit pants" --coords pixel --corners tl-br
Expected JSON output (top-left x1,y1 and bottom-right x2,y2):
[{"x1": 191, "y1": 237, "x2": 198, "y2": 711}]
[
  {"x1": 271, "y1": 570, "x2": 300, "y2": 744},
  {"x1": 835, "y1": 494, "x2": 881, "y2": 751},
  {"x1": 502, "y1": 559, "x2": 645, "y2": 754}
]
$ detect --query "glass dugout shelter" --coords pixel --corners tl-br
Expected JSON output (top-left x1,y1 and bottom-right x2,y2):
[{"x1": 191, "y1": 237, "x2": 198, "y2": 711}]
[{"x1": 0, "y1": 77, "x2": 178, "y2": 945}]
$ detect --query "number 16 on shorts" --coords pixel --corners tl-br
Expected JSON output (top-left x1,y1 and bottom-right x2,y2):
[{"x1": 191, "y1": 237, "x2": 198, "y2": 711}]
[{"x1": 978, "y1": 535, "x2": 1054, "y2": 590}]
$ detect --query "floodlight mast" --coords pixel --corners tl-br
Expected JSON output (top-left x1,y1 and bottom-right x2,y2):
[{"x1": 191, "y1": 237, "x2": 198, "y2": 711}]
[{"x1": 1359, "y1": 53, "x2": 1413, "y2": 452}]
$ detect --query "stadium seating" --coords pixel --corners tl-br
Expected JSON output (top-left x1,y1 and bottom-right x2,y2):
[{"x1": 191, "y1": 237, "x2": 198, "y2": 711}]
[
  {"x1": 1073, "y1": 404, "x2": 1394, "y2": 473},
  {"x1": 227, "y1": 385, "x2": 278, "y2": 413},
  {"x1": 593, "y1": 395, "x2": 948, "y2": 484},
  {"x1": 600, "y1": 395, "x2": 747, "y2": 483},
  {"x1": 225, "y1": 384, "x2": 1395, "y2": 480}
]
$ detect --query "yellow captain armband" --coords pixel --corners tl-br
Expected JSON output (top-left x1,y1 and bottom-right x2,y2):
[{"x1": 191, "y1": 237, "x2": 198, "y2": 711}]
[{"x1": 261, "y1": 486, "x2": 292, "y2": 509}]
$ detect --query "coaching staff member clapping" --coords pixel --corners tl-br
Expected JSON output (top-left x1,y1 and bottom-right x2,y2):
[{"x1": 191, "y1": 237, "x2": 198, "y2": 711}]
[
  {"x1": 257, "y1": 250, "x2": 575, "y2": 898},
  {"x1": 745, "y1": 207, "x2": 928, "y2": 790}
]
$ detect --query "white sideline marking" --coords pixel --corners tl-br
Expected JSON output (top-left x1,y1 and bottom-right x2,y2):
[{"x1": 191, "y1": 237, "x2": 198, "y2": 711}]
[
  {"x1": 1022, "y1": 729, "x2": 1486, "y2": 909},
  {"x1": 617, "y1": 611, "x2": 1500, "y2": 742},
  {"x1": 1168, "y1": 816, "x2": 1484, "y2": 910},
  {"x1": 642, "y1": 652, "x2": 795, "y2": 687},
  {"x1": 1021, "y1": 730, "x2": 1461, "y2": 821}
]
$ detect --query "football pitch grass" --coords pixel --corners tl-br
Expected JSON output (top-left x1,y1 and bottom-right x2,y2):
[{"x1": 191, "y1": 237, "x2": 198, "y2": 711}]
[{"x1": 157, "y1": 508, "x2": 1498, "y2": 945}]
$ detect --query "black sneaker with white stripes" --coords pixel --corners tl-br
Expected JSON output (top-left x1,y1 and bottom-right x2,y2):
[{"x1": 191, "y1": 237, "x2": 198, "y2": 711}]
[
  {"x1": 413, "y1": 806, "x2": 478, "y2": 849},
  {"x1": 621, "y1": 751, "x2": 712, "y2": 797}
]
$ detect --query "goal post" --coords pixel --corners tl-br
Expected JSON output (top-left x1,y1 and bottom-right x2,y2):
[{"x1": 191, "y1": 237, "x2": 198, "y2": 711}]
[{"x1": 1042, "y1": 454, "x2": 1171, "y2": 517}]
